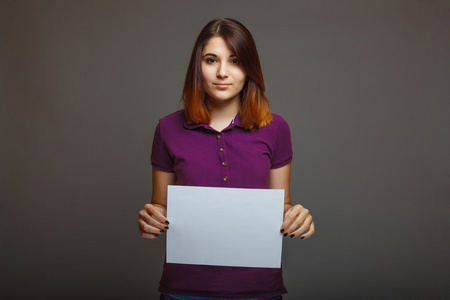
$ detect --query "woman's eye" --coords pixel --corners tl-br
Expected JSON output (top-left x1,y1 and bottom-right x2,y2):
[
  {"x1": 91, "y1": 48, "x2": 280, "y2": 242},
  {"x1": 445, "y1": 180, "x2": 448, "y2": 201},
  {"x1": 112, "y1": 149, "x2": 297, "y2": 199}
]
[
  {"x1": 205, "y1": 58, "x2": 217, "y2": 64},
  {"x1": 230, "y1": 59, "x2": 239, "y2": 64}
]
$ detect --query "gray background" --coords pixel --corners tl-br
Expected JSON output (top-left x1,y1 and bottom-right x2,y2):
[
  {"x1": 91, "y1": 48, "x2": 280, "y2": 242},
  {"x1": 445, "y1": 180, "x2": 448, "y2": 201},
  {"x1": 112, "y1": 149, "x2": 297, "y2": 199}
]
[{"x1": 1, "y1": 1, "x2": 449, "y2": 299}]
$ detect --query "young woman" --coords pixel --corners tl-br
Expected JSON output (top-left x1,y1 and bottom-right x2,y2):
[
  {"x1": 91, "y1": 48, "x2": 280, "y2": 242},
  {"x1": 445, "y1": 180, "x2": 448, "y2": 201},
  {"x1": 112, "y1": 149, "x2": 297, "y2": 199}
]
[{"x1": 138, "y1": 18, "x2": 315, "y2": 300}]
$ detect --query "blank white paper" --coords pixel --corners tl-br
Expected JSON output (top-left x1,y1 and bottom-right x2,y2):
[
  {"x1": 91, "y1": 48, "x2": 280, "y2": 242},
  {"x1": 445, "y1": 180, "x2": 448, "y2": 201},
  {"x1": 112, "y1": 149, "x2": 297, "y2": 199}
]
[{"x1": 166, "y1": 185, "x2": 284, "y2": 268}]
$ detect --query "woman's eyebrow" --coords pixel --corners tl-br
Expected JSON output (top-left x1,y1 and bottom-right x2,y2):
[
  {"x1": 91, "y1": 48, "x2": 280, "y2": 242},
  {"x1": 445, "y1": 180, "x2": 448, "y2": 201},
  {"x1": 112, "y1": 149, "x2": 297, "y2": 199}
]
[{"x1": 202, "y1": 53, "x2": 237, "y2": 58}]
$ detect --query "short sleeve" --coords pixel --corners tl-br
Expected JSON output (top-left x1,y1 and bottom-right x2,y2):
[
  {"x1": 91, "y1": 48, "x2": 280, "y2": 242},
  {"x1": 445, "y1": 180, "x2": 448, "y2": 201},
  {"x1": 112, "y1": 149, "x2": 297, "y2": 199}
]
[
  {"x1": 151, "y1": 121, "x2": 174, "y2": 172},
  {"x1": 271, "y1": 116, "x2": 293, "y2": 169}
]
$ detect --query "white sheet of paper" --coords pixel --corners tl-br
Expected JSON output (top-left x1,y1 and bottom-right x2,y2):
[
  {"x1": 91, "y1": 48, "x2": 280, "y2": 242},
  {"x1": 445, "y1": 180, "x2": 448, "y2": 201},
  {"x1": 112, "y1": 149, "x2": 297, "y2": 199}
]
[{"x1": 166, "y1": 185, "x2": 284, "y2": 268}]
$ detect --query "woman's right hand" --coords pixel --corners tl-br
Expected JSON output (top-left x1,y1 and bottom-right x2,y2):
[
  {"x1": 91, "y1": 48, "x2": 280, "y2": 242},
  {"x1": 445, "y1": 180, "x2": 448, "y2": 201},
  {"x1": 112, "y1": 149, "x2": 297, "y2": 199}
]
[{"x1": 138, "y1": 203, "x2": 169, "y2": 239}]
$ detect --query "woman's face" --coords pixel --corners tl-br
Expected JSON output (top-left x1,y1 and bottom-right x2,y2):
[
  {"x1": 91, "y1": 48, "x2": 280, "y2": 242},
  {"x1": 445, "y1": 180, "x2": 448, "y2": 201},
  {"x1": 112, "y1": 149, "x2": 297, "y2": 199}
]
[{"x1": 201, "y1": 36, "x2": 247, "y2": 105}]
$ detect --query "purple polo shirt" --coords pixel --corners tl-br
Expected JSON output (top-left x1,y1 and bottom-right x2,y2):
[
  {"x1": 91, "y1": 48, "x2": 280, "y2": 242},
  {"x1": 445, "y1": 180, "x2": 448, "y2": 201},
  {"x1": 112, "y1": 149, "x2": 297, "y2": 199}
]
[{"x1": 151, "y1": 110, "x2": 292, "y2": 298}]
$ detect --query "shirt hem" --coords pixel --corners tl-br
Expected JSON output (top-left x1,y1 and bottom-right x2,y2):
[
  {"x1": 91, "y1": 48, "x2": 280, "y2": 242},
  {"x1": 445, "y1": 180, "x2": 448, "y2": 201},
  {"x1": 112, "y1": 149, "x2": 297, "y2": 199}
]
[
  {"x1": 151, "y1": 163, "x2": 174, "y2": 173},
  {"x1": 158, "y1": 286, "x2": 287, "y2": 298},
  {"x1": 271, "y1": 157, "x2": 293, "y2": 170}
]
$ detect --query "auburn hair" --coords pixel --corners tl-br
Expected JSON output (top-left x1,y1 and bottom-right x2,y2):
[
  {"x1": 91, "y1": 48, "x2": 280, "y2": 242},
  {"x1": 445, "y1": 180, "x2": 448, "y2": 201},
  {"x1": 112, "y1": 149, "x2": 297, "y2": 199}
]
[{"x1": 181, "y1": 18, "x2": 272, "y2": 131}]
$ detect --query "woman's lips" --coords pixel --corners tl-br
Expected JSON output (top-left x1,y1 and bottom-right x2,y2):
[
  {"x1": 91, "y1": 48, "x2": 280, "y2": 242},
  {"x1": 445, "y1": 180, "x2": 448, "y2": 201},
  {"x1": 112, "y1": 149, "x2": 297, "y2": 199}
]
[{"x1": 214, "y1": 83, "x2": 231, "y2": 88}]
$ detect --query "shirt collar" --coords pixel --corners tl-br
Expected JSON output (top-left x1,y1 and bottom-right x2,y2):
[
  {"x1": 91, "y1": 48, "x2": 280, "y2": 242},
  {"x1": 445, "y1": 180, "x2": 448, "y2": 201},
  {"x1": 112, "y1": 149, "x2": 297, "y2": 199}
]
[
  {"x1": 183, "y1": 112, "x2": 242, "y2": 131},
  {"x1": 232, "y1": 112, "x2": 242, "y2": 128}
]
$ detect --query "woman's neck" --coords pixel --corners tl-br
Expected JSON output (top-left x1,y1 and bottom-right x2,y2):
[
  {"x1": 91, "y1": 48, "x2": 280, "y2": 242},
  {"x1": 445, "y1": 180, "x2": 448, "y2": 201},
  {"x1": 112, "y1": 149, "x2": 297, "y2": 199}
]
[{"x1": 206, "y1": 97, "x2": 240, "y2": 132}]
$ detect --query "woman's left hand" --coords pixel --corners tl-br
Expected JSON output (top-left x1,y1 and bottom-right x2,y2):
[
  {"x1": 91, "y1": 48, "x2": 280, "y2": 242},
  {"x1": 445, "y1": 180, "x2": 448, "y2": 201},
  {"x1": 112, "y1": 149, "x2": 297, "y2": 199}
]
[{"x1": 280, "y1": 204, "x2": 315, "y2": 239}]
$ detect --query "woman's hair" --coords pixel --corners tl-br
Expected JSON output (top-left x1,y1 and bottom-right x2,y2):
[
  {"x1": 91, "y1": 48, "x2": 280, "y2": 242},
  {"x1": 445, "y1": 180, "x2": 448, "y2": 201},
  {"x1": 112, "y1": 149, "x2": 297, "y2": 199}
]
[{"x1": 181, "y1": 18, "x2": 272, "y2": 131}]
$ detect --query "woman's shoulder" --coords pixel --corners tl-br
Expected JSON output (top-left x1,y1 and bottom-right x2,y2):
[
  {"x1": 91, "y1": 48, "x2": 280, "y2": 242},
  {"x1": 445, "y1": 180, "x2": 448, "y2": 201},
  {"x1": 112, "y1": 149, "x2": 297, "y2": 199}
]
[
  {"x1": 155, "y1": 110, "x2": 186, "y2": 138},
  {"x1": 159, "y1": 110, "x2": 184, "y2": 123},
  {"x1": 157, "y1": 110, "x2": 185, "y2": 128},
  {"x1": 269, "y1": 113, "x2": 290, "y2": 131},
  {"x1": 270, "y1": 113, "x2": 288, "y2": 124},
  {"x1": 254, "y1": 113, "x2": 291, "y2": 140}
]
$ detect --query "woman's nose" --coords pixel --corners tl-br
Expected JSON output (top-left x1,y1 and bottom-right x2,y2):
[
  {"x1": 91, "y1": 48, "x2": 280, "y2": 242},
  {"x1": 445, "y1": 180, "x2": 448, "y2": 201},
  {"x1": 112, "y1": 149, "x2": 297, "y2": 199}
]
[{"x1": 217, "y1": 63, "x2": 229, "y2": 78}]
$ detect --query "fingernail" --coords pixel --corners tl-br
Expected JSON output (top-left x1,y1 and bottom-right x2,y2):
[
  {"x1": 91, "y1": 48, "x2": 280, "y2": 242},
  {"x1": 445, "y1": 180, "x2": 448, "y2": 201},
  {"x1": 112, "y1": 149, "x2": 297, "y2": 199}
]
[
  {"x1": 290, "y1": 234, "x2": 295, "y2": 238},
  {"x1": 160, "y1": 229, "x2": 165, "y2": 233},
  {"x1": 300, "y1": 236, "x2": 305, "y2": 239},
  {"x1": 164, "y1": 226, "x2": 169, "y2": 230},
  {"x1": 283, "y1": 233, "x2": 288, "y2": 237},
  {"x1": 280, "y1": 229, "x2": 284, "y2": 233},
  {"x1": 165, "y1": 221, "x2": 170, "y2": 225}
]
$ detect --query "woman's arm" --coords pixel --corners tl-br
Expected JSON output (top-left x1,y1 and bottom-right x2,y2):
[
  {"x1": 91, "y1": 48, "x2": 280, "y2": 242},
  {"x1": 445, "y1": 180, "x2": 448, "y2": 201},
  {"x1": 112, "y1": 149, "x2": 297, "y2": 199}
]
[
  {"x1": 138, "y1": 168, "x2": 176, "y2": 239},
  {"x1": 269, "y1": 163, "x2": 315, "y2": 239}
]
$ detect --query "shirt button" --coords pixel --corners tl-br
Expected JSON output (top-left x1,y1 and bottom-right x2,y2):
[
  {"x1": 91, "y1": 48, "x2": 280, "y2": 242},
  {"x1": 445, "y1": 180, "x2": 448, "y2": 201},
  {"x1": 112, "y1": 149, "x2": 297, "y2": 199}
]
[
  {"x1": 220, "y1": 147, "x2": 225, "y2": 152},
  {"x1": 222, "y1": 162, "x2": 227, "y2": 167},
  {"x1": 217, "y1": 134, "x2": 221, "y2": 139},
  {"x1": 223, "y1": 176, "x2": 228, "y2": 182}
]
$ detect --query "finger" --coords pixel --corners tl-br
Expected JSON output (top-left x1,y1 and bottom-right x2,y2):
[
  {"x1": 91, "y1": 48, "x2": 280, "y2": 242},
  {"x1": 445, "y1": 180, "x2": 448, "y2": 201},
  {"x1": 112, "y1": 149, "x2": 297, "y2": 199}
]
[
  {"x1": 144, "y1": 204, "x2": 169, "y2": 225},
  {"x1": 291, "y1": 220, "x2": 315, "y2": 240},
  {"x1": 285, "y1": 208, "x2": 310, "y2": 235},
  {"x1": 148, "y1": 217, "x2": 170, "y2": 231},
  {"x1": 290, "y1": 215, "x2": 313, "y2": 238},
  {"x1": 139, "y1": 209, "x2": 168, "y2": 231},
  {"x1": 138, "y1": 219, "x2": 165, "y2": 235},
  {"x1": 280, "y1": 205, "x2": 302, "y2": 232},
  {"x1": 138, "y1": 226, "x2": 160, "y2": 239},
  {"x1": 280, "y1": 207, "x2": 293, "y2": 232},
  {"x1": 141, "y1": 205, "x2": 169, "y2": 227},
  {"x1": 299, "y1": 221, "x2": 315, "y2": 239}
]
